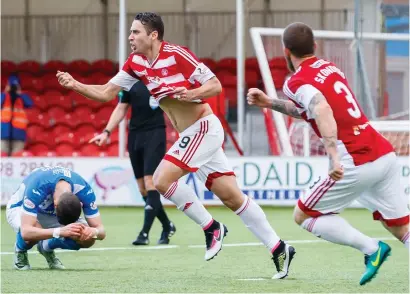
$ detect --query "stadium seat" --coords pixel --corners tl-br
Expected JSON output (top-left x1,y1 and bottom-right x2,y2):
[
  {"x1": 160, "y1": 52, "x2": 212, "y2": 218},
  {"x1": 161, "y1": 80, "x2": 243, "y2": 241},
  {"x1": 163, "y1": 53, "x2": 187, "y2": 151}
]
[
  {"x1": 269, "y1": 57, "x2": 288, "y2": 70},
  {"x1": 218, "y1": 73, "x2": 237, "y2": 88},
  {"x1": 28, "y1": 143, "x2": 49, "y2": 155},
  {"x1": 20, "y1": 76, "x2": 44, "y2": 93},
  {"x1": 55, "y1": 143, "x2": 74, "y2": 155},
  {"x1": 107, "y1": 143, "x2": 119, "y2": 156},
  {"x1": 55, "y1": 132, "x2": 77, "y2": 146},
  {"x1": 43, "y1": 60, "x2": 67, "y2": 73},
  {"x1": 17, "y1": 60, "x2": 42, "y2": 75},
  {"x1": 1, "y1": 75, "x2": 8, "y2": 91},
  {"x1": 67, "y1": 59, "x2": 91, "y2": 75},
  {"x1": 30, "y1": 112, "x2": 51, "y2": 128},
  {"x1": 1, "y1": 60, "x2": 17, "y2": 75},
  {"x1": 245, "y1": 69, "x2": 260, "y2": 88},
  {"x1": 44, "y1": 90, "x2": 72, "y2": 110},
  {"x1": 51, "y1": 124, "x2": 71, "y2": 138},
  {"x1": 58, "y1": 150, "x2": 83, "y2": 157},
  {"x1": 90, "y1": 72, "x2": 112, "y2": 85},
  {"x1": 216, "y1": 57, "x2": 237, "y2": 74},
  {"x1": 26, "y1": 107, "x2": 41, "y2": 122},
  {"x1": 52, "y1": 113, "x2": 77, "y2": 128},
  {"x1": 75, "y1": 123, "x2": 97, "y2": 145},
  {"x1": 1, "y1": 150, "x2": 8, "y2": 157},
  {"x1": 47, "y1": 106, "x2": 66, "y2": 120},
  {"x1": 271, "y1": 69, "x2": 288, "y2": 89},
  {"x1": 91, "y1": 59, "x2": 115, "y2": 75},
  {"x1": 80, "y1": 144, "x2": 100, "y2": 156},
  {"x1": 41, "y1": 73, "x2": 64, "y2": 92},
  {"x1": 245, "y1": 57, "x2": 259, "y2": 71},
  {"x1": 28, "y1": 130, "x2": 51, "y2": 147},
  {"x1": 31, "y1": 94, "x2": 48, "y2": 111},
  {"x1": 12, "y1": 150, "x2": 34, "y2": 157},
  {"x1": 36, "y1": 150, "x2": 57, "y2": 157},
  {"x1": 75, "y1": 105, "x2": 94, "y2": 119}
]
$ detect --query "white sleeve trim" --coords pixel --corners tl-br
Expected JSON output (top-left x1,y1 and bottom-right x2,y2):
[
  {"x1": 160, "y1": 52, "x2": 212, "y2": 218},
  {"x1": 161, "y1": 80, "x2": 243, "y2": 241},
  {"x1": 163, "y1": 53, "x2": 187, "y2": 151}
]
[
  {"x1": 21, "y1": 209, "x2": 37, "y2": 217},
  {"x1": 188, "y1": 63, "x2": 215, "y2": 85},
  {"x1": 109, "y1": 70, "x2": 139, "y2": 91},
  {"x1": 84, "y1": 212, "x2": 100, "y2": 218},
  {"x1": 295, "y1": 84, "x2": 321, "y2": 118}
]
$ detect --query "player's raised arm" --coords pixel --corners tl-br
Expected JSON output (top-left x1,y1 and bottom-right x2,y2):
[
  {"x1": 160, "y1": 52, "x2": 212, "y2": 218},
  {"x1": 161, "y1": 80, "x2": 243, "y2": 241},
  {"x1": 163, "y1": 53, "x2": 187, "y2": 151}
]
[
  {"x1": 247, "y1": 88, "x2": 302, "y2": 118},
  {"x1": 56, "y1": 71, "x2": 122, "y2": 103}
]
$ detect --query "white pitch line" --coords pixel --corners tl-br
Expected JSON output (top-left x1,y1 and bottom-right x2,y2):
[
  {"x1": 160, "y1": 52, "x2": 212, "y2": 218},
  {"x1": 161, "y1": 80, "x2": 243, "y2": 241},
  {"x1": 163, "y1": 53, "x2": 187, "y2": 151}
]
[
  {"x1": 237, "y1": 278, "x2": 267, "y2": 281},
  {"x1": 0, "y1": 237, "x2": 397, "y2": 255}
]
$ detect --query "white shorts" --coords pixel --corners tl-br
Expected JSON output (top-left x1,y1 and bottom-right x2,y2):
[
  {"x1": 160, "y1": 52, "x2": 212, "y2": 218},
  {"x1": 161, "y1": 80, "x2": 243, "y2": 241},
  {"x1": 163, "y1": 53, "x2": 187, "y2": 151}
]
[
  {"x1": 298, "y1": 152, "x2": 409, "y2": 226},
  {"x1": 6, "y1": 206, "x2": 87, "y2": 233},
  {"x1": 164, "y1": 114, "x2": 234, "y2": 190}
]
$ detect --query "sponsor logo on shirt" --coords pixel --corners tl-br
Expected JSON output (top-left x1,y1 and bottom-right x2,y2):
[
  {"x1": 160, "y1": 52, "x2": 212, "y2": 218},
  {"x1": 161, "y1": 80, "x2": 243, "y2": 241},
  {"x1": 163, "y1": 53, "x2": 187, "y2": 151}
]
[
  {"x1": 90, "y1": 202, "x2": 98, "y2": 210},
  {"x1": 24, "y1": 198, "x2": 35, "y2": 209}
]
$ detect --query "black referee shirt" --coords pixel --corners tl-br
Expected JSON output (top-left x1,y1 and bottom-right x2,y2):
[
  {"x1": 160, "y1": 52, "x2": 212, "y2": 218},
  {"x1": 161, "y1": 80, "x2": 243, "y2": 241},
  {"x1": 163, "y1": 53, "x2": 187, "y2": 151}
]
[{"x1": 119, "y1": 82, "x2": 165, "y2": 132}]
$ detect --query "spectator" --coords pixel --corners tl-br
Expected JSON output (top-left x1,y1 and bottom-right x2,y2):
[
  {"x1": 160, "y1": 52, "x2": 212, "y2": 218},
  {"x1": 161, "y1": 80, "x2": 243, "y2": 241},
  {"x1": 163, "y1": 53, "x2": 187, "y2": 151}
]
[{"x1": 1, "y1": 75, "x2": 33, "y2": 155}]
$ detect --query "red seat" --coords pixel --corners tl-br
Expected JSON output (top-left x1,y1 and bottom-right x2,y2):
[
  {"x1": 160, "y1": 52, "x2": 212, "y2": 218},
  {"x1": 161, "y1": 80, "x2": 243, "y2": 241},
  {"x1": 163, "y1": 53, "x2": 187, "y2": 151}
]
[
  {"x1": 67, "y1": 60, "x2": 91, "y2": 75},
  {"x1": 41, "y1": 73, "x2": 63, "y2": 92},
  {"x1": 90, "y1": 59, "x2": 115, "y2": 75},
  {"x1": 1, "y1": 61, "x2": 17, "y2": 75},
  {"x1": 51, "y1": 124, "x2": 71, "y2": 138},
  {"x1": 28, "y1": 143, "x2": 49, "y2": 155},
  {"x1": 96, "y1": 105, "x2": 114, "y2": 119},
  {"x1": 55, "y1": 132, "x2": 77, "y2": 146},
  {"x1": 26, "y1": 108, "x2": 41, "y2": 121},
  {"x1": 30, "y1": 113, "x2": 51, "y2": 128},
  {"x1": 20, "y1": 77, "x2": 44, "y2": 93},
  {"x1": 30, "y1": 93, "x2": 48, "y2": 111},
  {"x1": 223, "y1": 86, "x2": 237, "y2": 108},
  {"x1": 52, "y1": 113, "x2": 77, "y2": 128},
  {"x1": 12, "y1": 150, "x2": 34, "y2": 157},
  {"x1": 75, "y1": 124, "x2": 97, "y2": 145},
  {"x1": 107, "y1": 143, "x2": 119, "y2": 156},
  {"x1": 17, "y1": 60, "x2": 42, "y2": 75},
  {"x1": 36, "y1": 150, "x2": 57, "y2": 157},
  {"x1": 43, "y1": 90, "x2": 72, "y2": 110},
  {"x1": 245, "y1": 57, "x2": 259, "y2": 72},
  {"x1": 271, "y1": 69, "x2": 288, "y2": 89},
  {"x1": 55, "y1": 143, "x2": 74, "y2": 155},
  {"x1": 59, "y1": 150, "x2": 82, "y2": 157},
  {"x1": 216, "y1": 58, "x2": 237, "y2": 74},
  {"x1": 43, "y1": 60, "x2": 67, "y2": 73},
  {"x1": 74, "y1": 106, "x2": 93, "y2": 119},
  {"x1": 47, "y1": 106, "x2": 66, "y2": 120},
  {"x1": 90, "y1": 72, "x2": 111, "y2": 85},
  {"x1": 245, "y1": 69, "x2": 260, "y2": 88},
  {"x1": 80, "y1": 144, "x2": 100, "y2": 156},
  {"x1": 218, "y1": 73, "x2": 237, "y2": 88},
  {"x1": 1, "y1": 150, "x2": 8, "y2": 157},
  {"x1": 1, "y1": 75, "x2": 8, "y2": 91},
  {"x1": 269, "y1": 57, "x2": 288, "y2": 70}
]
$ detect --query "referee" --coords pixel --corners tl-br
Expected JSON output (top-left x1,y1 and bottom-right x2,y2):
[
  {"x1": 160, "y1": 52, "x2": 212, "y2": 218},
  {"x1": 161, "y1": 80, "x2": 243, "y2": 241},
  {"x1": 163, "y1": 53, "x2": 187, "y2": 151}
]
[{"x1": 90, "y1": 81, "x2": 176, "y2": 245}]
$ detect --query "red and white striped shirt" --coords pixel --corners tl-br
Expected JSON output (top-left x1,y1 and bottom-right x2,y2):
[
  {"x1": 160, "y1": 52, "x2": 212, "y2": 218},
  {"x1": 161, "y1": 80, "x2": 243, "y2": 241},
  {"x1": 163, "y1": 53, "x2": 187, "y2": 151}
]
[{"x1": 110, "y1": 41, "x2": 215, "y2": 102}]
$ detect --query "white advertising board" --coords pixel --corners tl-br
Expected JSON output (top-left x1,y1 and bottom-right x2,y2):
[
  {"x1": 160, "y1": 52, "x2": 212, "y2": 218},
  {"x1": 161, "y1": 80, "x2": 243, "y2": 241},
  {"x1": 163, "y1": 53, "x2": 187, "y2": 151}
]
[{"x1": 1, "y1": 156, "x2": 408, "y2": 206}]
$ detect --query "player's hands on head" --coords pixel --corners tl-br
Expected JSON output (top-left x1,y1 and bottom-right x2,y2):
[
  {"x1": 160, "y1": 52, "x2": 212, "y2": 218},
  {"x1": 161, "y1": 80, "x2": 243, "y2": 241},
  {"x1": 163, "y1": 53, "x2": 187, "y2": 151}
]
[
  {"x1": 247, "y1": 88, "x2": 272, "y2": 108},
  {"x1": 329, "y1": 160, "x2": 344, "y2": 181},
  {"x1": 60, "y1": 223, "x2": 85, "y2": 239},
  {"x1": 56, "y1": 71, "x2": 76, "y2": 90},
  {"x1": 89, "y1": 132, "x2": 109, "y2": 146}
]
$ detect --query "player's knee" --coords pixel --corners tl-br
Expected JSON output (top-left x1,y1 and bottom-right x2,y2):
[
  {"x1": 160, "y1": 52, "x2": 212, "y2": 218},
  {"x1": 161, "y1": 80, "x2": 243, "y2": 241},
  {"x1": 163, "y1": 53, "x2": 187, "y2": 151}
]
[
  {"x1": 144, "y1": 176, "x2": 155, "y2": 191},
  {"x1": 293, "y1": 206, "x2": 308, "y2": 225},
  {"x1": 76, "y1": 239, "x2": 96, "y2": 248},
  {"x1": 152, "y1": 172, "x2": 170, "y2": 195}
]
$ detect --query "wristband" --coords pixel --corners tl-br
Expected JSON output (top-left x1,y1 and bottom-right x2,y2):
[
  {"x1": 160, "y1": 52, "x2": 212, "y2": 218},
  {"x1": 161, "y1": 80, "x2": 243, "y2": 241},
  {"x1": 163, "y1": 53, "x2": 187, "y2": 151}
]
[
  {"x1": 53, "y1": 228, "x2": 61, "y2": 238},
  {"x1": 103, "y1": 129, "x2": 111, "y2": 136}
]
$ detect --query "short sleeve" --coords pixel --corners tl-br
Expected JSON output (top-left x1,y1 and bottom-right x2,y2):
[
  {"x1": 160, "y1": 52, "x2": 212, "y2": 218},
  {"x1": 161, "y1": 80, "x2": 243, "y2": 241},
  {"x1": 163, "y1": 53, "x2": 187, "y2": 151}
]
[
  {"x1": 295, "y1": 84, "x2": 321, "y2": 117},
  {"x1": 165, "y1": 45, "x2": 215, "y2": 84},
  {"x1": 109, "y1": 55, "x2": 139, "y2": 91},
  {"x1": 22, "y1": 186, "x2": 44, "y2": 216},
  {"x1": 77, "y1": 186, "x2": 100, "y2": 218}
]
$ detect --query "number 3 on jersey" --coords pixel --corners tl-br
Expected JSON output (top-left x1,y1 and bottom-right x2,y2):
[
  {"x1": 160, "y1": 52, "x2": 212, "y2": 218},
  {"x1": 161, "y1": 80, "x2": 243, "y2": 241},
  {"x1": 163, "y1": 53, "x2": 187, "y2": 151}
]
[{"x1": 333, "y1": 81, "x2": 361, "y2": 119}]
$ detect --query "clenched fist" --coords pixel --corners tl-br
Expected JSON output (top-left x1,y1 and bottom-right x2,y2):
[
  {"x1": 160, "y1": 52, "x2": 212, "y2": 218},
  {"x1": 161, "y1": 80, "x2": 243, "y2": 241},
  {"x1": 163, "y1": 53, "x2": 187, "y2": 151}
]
[
  {"x1": 247, "y1": 88, "x2": 273, "y2": 108},
  {"x1": 56, "y1": 71, "x2": 76, "y2": 90}
]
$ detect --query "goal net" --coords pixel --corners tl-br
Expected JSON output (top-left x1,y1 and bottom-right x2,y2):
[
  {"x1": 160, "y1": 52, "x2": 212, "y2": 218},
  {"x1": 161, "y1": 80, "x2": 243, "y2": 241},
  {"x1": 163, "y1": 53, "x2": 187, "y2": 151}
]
[{"x1": 250, "y1": 27, "x2": 410, "y2": 156}]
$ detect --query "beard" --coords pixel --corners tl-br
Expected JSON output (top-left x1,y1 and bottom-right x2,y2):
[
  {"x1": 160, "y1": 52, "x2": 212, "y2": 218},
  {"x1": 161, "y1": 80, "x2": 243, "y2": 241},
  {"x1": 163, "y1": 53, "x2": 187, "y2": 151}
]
[{"x1": 285, "y1": 54, "x2": 296, "y2": 73}]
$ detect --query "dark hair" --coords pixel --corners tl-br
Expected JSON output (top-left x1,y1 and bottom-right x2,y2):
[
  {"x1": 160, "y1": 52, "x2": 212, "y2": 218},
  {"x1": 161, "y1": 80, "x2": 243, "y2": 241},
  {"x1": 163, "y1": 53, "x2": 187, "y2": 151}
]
[
  {"x1": 134, "y1": 12, "x2": 164, "y2": 41},
  {"x1": 56, "y1": 192, "x2": 82, "y2": 225},
  {"x1": 282, "y1": 22, "x2": 315, "y2": 58}
]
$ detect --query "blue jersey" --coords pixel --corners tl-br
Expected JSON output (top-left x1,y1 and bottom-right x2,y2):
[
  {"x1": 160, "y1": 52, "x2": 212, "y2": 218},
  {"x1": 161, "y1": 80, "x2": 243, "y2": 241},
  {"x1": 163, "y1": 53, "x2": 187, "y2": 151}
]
[{"x1": 8, "y1": 166, "x2": 99, "y2": 218}]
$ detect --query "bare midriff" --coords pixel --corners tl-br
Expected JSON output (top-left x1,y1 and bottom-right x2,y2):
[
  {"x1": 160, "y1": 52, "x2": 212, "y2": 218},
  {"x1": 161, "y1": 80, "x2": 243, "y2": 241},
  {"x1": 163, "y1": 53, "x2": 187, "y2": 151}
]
[{"x1": 159, "y1": 98, "x2": 213, "y2": 133}]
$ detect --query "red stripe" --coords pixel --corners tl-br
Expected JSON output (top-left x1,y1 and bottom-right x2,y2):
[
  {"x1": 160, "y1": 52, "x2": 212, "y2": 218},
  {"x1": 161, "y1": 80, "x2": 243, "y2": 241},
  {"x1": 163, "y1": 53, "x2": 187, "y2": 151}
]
[
  {"x1": 163, "y1": 154, "x2": 198, "y2": 172},
  {"x1": 236, "y1": 197, "x2": 250, "y2": 215},
  {"x1": 401, "y1": 232, "x2": 410, "y2": 243},
  {"x1": 308, "y1": 218, "x2": 318, "y2": 232},
  {"x1": 304, "y1": 178, "x2": 331, "y2": 208},
  {"x1": 181, "y1": 121, "x2": 203, "y2": 163},
  {"x1": 310, "y1": 180, "x2": 336, "y2": 208},
  {"x1": 186, "y1": 121, "x2": 208, "y2": 164},
  {"x1": 164, "y1": 182, "x2": 178, "y2": 198}
]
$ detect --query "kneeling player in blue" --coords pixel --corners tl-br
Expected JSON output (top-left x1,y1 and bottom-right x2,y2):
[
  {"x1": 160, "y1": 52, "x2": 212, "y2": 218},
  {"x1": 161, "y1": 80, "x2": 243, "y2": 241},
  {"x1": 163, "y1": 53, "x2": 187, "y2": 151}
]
[{"x1": 6, "y1": 166, "x2": 106, "y2": 270}]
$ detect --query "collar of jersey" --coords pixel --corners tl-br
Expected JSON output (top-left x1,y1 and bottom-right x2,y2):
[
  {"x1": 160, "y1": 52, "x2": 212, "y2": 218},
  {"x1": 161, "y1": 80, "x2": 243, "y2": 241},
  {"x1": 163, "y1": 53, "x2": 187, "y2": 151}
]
[
  {"x1": 145, "y1": 41, "x2": 166, "y2": 68},
  {"x1": 297, "y1": 55, "x2": 318, "y2": 70}
]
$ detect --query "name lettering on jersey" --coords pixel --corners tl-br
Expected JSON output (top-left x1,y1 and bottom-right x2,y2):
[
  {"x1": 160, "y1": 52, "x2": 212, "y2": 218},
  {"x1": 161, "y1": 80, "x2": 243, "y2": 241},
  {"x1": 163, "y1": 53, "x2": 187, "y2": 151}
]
[
  {"x1": 314, "y1": 65, "x2": 346, "y2": 84},
  {"x1": 32, "y1": 189, "x2": 41, "y2": 196},
  {"x1": 147, "y1": 76, "x2": 163, "y2": 85},
  {"x1": 310, "y1": 59, "x2": 330, "y2": 69},
  {"x1": 353, "y1": 122, "x2": 370, "y2": 135},
  {"x1": 87, "y1": 189, "x2": 94, "y2": 195},
  {"x1": 133, "y1": 69, "x2": 148, "y2": 77},
  {"x1": 23, "y1": 198, "x2": 35, "y2": 209}
]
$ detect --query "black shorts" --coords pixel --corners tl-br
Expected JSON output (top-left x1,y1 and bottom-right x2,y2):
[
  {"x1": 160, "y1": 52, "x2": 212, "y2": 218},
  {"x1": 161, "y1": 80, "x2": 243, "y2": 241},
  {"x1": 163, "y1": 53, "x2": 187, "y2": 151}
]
[{"x1": 127, "y1": 128, "x2": 166, "y2": 179}]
